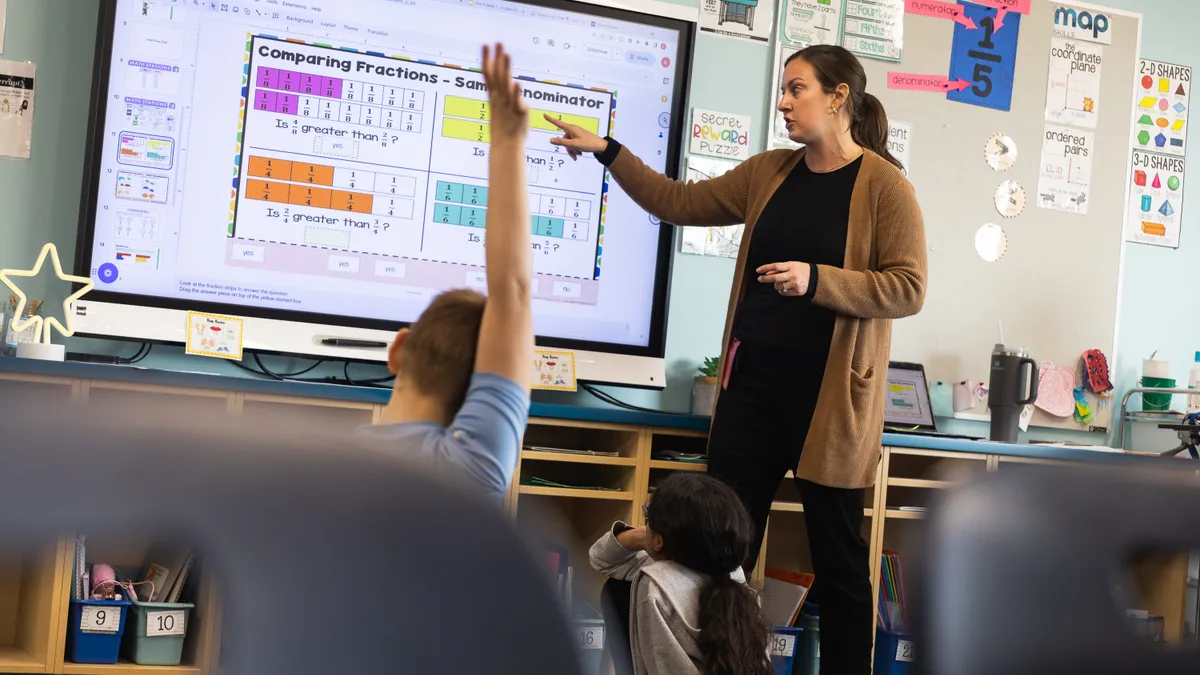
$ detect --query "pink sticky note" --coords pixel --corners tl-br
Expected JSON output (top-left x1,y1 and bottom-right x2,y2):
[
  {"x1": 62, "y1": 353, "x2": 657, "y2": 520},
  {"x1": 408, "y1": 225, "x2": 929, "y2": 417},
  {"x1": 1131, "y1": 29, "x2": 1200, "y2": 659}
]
[
  {"x1": 888, "y1": 72, "x2": 970, "y2": 93},
  {"x1": 973, "y1": 0, "x2": 1031, "y2": 14}
]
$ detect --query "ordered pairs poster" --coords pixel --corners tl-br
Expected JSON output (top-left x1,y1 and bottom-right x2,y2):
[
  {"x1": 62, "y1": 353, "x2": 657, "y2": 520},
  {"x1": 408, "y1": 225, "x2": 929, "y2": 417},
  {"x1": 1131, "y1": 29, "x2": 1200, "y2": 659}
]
[
  {"x1": 778, "y1": 0, "x2": 844, "y2": 47},
  {"x1": 1132, "y1": 59, "x2": 1191, "y2": 157},
  {"x1": 1037, "y1": 124, "x2": 1093, "y2": 215},
  {"x1": 700, "y1": 0, "x2": 776, "y2": 43},
  {"x1": 681, "y1": 156, "x2": 743, "y2": 259}
]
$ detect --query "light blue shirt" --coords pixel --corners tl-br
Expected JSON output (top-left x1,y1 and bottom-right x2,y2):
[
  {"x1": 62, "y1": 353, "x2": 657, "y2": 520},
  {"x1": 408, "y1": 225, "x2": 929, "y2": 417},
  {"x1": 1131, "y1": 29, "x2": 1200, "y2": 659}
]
[{"x1": 355, "y1": 372, "x2": 529, "y2": 503}]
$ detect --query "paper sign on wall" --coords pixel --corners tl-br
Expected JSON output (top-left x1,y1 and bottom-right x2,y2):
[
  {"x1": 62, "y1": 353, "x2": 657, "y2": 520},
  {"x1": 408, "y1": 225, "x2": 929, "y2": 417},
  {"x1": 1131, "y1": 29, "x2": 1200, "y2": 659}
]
[
  {"x1": 844, "y1": 0, "x2": 904, "y2": 62},
  {"x1": 778, "y1": 0, "x2": 844, "y2": 47},
  {"x1": 533, "y1": 350, "x2": 577, "y2": 391},
  {"x1": 682, "y1": 157, "x2": 744, "y2": 258},
  {"x1": 699, "y1": 0, "x2": 776, "y2": 43},
  {"x1": 0, "y1": 59, "x2": 35, "y2": 159},
  {"x1": 1045, "y1": 39, "x2": 1103, "y2": 129},
  {"x1": 1132, "y1": 59, "x2": 1191, "y2": 157},
  {"x1": 691, "y1": 109, "x2": 752, "y2": 160},
  {"x1": 947, "y1": 2, "x2": 1020, "y2": 111},
  {"x1": 769, "y1": 44, "x2": 802, "y2": 148},
  {"x1": 186, "y1": 311, "x2": 245, "y2": 361},
  {"x1": 1126, "y1": 149, "x2": 1185, "y2": 248},
  {"x1": 1037, "y1": 124, "x2": 1094, "y2": 215},
  {"x1": 1050, "y1": 4, "x2": 1112, "y2": 45},
  {"x1": 888, "y1": 119, "x2": 912, "y2": 177}
]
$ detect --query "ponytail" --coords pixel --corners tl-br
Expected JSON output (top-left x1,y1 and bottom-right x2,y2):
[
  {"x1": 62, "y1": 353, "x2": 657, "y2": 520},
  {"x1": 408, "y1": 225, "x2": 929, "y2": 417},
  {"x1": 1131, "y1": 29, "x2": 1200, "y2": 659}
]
[
  {"x1": 697, "y1": 576, "x2": 773, "y2": 675},
  {"x1": 853, "y1": 92, "x2": 905, "y2": 173}
]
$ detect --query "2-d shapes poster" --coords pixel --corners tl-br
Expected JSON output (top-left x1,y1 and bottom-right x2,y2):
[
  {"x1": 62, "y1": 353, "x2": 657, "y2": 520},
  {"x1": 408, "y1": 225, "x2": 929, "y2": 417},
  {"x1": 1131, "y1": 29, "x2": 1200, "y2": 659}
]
[
  {"x1": 947, "y1": 2, "x2": 1020, "y2": 111},
  {"x1": 778, "y1": 0, "x2": 844, "y2": 47},
  {"x1": 843, "y1": 0, "x2": 903, "y2": 62},
  {"x1": 1127, "y1": 149, "x2": 1185, "y2": 248},
  {"x1": 1037, "y1": 124, "x2": 1094, "y2": 215},
  {"x1": 1045, "y1": 38, "x2": 1103, "y2": 129},
  {"x1": 699, "y1": 0, "x2": 776, "y2": 43},
  {"x1": 681, "y1": 156, "x2": 744, "y2": 258},
  {"x1": 1133, "y1": 59, "x2": 1191, "y2": 157}
]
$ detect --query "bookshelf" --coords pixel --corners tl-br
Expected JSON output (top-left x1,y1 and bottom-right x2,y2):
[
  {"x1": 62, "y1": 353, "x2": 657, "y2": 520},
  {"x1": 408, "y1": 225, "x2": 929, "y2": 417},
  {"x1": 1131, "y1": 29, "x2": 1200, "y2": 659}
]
[{"x1": 0, "y1": 364, "x2": 1193, "y2": 675}]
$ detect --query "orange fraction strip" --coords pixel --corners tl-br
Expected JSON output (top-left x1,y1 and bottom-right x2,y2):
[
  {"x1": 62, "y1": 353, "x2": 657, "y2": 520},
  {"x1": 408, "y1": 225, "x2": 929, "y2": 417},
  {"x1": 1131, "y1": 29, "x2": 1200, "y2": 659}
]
[{"x1": 245, "y1": 178, "x2": 291, "y2": 203}]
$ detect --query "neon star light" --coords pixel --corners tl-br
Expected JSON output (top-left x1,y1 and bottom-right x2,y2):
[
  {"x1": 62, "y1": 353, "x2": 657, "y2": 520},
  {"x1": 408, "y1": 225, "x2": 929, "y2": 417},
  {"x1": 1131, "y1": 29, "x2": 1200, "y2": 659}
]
[{"x1": 0, "y1": 243, "x2": 94, "y2": 351}]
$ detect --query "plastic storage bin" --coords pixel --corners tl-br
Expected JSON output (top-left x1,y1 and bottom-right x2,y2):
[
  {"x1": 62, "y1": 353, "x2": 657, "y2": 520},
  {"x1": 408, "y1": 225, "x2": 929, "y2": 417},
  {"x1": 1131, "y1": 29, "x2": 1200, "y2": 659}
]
[
  {"x1": 66, "y1": 598, "x2": 132, "y2": 664},
  {"x1": 574, "y1": 618, "x2": 605, "y2": 675},
  {"x1": 123, "y1": 600, "x2": 195, "y2": 665},
  {"x1": 873, "y1": 627, "x2": 914, "y2": 675},
  {"x1": 793, "y1": 605, "x2": 819, "y2": 675},
  {"x1": 770, "y1": 627, "x2": 803, "y2": 675}
]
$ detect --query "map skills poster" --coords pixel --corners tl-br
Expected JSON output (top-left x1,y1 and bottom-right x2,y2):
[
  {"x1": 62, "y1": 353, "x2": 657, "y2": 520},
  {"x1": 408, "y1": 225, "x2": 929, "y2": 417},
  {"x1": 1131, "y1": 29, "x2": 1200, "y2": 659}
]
[
  {"x1": 770, "y1": 43, "x2": 802, "y2": 148},
  {"x1": 843, "y1": 0, "x2": 903, "y2": 62},
  {"x1": 1037, "y1": 124, "x2": 1093, "y2": 215},
  {"x1": 778, "y1": 0, "x2": 844, "y2": 47},
  {"x1": 681, "y1": 156, "x2": 743, "y2": 258},
  {"x1": 1126, "y1": 149, "x2": 1185, "y2": 248},
  {"x1": 1132, "y1": 59, "x2": 1191, "y2": 157},
  {"x1": 700, "y1": 0, "x2": 776, "y2": 43},
  {"x1": 1045, "y1": 38, "x2": 1103, "y2": 129}
]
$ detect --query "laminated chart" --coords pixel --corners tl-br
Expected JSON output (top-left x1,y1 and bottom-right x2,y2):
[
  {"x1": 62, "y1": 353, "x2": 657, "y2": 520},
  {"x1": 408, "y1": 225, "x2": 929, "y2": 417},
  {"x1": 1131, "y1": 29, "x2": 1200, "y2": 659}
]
[{"x1": 229, "y1": 36, "x2": 614, "y2": 301}]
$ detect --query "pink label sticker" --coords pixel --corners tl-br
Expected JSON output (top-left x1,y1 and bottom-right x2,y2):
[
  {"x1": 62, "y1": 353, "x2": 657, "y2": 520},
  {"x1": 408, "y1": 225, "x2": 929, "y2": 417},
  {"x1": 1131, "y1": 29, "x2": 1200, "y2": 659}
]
[
  {"x1": 972, "y1": 0, "x2": 1030, "y2": 14},
  {"x1": 905, "y1": 0, "x2": 964, "y2": 21},
  {"x1": 887, "y1": 72, "x2": 971, "y2": 93}
]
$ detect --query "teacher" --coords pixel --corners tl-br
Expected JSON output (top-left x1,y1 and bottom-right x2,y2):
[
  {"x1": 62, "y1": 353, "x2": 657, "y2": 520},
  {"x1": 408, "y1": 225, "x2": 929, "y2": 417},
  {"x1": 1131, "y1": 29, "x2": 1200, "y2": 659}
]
[{"x1": 549, "y1": 45, "x2": 926, "y2": 673}]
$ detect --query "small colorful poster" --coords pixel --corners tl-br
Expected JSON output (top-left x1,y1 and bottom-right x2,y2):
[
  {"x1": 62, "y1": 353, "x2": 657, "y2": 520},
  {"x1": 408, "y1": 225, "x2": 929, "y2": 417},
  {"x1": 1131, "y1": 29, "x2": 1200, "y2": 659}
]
[
  {"x1": 778, "y1": 0, "x2": 844, "y2": 47},
  {"x1": 1132, "y1": 59, "x2": 1191, "y2": 157},
  {"x1": 1045, "y1": 38, "x2": 1103, "y2": 129},
  {"x1": 770, "y1": 43, "x2": 803, "y2": 148},
  {"x1": 186, "y1": 311, "x2": 244, "y2": 361},
  {"x1": 532, "y1": 350, "x2": 577, "y2": 391},
  {"x1": 947, "y1": 2, "x2": 1020, "y2": 111},
  {"x1": 887, "y1": 119, "x2": 912, "y2": 177},
  {"x1": 0, "y1": 59, "x2": 34, "y2": 159},
  {"x1": 1037, "y1": 124, "x2": 1094, "y2": 215},
  {"x1": 843, "y1": 0, "x2": 904, "y2": 62},
  {"x1": 682, "y1": 157, "x2": 744, "y2": 258},
  {"x1": 690, "y1": 108, "x2": 753, "y2": 160},
  {"x1": 699, "y1": 0, "x2": 776, "y2": 43},
  {"x1": 1126, "y1": 149, "x2": 1185, "y2": 248}
]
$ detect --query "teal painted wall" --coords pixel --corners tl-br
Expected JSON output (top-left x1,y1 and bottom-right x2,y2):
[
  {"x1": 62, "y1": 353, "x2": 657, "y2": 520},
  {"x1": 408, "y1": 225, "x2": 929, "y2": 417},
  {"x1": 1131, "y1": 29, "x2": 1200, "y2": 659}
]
[{"x1": 0, "y1": 0, "x2": 1192, "y2": 449}]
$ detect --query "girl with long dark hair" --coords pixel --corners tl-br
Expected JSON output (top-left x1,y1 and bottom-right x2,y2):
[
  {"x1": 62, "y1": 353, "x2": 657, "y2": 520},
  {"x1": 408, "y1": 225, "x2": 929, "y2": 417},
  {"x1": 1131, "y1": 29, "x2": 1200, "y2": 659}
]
[{"x1": 589, "y1": 473, "x2": 772, "y2": 675}]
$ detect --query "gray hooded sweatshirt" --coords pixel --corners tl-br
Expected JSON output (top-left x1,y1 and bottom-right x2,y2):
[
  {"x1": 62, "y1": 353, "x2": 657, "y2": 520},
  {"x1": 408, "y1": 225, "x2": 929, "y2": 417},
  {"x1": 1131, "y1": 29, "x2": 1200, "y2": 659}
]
[{"x1": 589, "y1": 522, "x2": 748, "y2": 675}]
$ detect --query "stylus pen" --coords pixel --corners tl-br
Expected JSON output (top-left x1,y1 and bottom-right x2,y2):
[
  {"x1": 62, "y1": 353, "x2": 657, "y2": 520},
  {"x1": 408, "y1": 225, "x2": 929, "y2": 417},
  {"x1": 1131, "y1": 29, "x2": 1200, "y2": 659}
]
[{"x1": 320, "y1": 339, "x2": 388, "y2": 349}]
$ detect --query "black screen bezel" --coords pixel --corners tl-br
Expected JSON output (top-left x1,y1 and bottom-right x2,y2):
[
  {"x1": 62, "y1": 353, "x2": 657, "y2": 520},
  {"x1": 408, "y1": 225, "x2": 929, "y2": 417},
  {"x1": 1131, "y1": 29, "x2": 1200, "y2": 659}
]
[{"x1": 74, "y1": 0, "x2": 694, "y2": 359}]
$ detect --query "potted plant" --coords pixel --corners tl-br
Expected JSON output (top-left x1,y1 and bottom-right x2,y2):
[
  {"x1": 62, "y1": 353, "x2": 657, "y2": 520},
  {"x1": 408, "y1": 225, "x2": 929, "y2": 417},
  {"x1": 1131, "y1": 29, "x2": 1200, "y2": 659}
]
[{"x1": 692, "y1": 356, "x2": 720, "y2": 416}]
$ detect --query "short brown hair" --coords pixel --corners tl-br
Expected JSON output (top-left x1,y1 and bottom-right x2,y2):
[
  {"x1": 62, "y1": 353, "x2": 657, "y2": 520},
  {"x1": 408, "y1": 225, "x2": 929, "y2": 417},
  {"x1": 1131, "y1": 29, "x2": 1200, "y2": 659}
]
[{"x1": 402, "y1": 289, "x2": 487, "y2": 414}]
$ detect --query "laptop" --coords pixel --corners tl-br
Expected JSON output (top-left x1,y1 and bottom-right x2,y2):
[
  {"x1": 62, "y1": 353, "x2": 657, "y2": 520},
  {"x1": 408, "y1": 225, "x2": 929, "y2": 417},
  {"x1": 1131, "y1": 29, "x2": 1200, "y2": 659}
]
[{"x1": 884, "y1": 362, "x2": 982, "y2": 441}]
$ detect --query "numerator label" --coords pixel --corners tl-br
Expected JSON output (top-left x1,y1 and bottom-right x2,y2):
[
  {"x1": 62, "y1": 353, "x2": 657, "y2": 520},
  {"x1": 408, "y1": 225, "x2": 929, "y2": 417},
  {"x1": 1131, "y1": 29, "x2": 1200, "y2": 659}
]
[
  {"x1": 80, "y1": 605, "x2": 121, "y2": 633},
  {"x1": 579, "y1": 626, "x2": 604, "y2": 650},
  {"x1": 146, "y1": 610, "x2": 187, "y2": 637},
  {"x1": 895, "y1": 639, "x2": 915, "y2": 663},
  {"x1": 770, "y1": 632, "x2": 796, "y2": 657}
]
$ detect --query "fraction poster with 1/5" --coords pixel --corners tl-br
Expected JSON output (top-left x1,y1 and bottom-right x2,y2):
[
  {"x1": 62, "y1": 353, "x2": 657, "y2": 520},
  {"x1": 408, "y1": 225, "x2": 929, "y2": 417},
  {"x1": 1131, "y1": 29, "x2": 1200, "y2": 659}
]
[
  {"x1": 947, "y1": 3, "x2": 1020, "y2": 111},
  {"x1": 228, "y1": 36, "x2": 614, "y2": 305}
]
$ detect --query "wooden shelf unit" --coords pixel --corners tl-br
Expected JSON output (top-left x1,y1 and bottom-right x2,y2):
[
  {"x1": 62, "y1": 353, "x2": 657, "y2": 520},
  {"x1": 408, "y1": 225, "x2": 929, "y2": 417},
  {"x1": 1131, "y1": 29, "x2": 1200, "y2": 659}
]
[{"x1": 0, "y1": 368, "x2": 1194, "y2": 675}]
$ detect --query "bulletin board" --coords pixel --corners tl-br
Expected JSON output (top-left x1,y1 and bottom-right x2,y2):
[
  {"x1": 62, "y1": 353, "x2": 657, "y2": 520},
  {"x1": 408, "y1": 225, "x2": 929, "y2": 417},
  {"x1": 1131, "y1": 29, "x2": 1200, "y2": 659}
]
[{"x1": 858, "y1": 0, "x2": 1142, "y2": 431}]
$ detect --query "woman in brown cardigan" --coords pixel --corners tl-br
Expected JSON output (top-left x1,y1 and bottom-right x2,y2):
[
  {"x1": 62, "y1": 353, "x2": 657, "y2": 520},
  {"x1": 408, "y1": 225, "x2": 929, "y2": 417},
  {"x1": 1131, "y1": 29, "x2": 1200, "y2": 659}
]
[{"x1": 550, "y1": 45, "x2": 926, "y2": 673}]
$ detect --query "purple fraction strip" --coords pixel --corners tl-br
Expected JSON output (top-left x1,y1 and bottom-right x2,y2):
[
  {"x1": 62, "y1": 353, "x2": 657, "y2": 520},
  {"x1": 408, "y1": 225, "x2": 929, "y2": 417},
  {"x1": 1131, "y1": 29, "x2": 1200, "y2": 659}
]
[
  {"x1": 255, "y1": 89, "x2": 279, "y2": 112},
  {"x1": 254, "y1": 66, "x2": 345, "y2": 100},
  {"x1": 278, "y1": 93, "x2": 298, "y2": 115},
  {"x1": 256, "y1": 66, "x2": 280, "y2": 89}
]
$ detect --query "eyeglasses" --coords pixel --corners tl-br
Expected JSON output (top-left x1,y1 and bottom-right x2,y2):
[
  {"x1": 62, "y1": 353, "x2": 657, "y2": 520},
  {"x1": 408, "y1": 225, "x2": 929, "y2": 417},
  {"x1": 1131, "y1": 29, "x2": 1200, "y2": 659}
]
[{"x1": 642, "y1": 498, "x2": 651, "y2": 522}]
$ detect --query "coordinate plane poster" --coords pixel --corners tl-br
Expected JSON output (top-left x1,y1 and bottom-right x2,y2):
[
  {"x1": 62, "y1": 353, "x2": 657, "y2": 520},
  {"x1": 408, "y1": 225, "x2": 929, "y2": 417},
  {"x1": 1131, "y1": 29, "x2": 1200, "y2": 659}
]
[{"x1": 226, "y1": 36, "x2": 614, "y2": 304}]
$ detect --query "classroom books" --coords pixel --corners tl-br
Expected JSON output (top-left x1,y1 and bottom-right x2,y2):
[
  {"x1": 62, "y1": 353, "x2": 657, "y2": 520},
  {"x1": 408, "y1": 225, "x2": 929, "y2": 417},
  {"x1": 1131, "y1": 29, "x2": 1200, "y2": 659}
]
[
  {"x1": 762, "y1": 567, "x2": 815, "y2": 628},
  {"x1": 878, "y1": 550, "x2": 909, "y2": 633}
]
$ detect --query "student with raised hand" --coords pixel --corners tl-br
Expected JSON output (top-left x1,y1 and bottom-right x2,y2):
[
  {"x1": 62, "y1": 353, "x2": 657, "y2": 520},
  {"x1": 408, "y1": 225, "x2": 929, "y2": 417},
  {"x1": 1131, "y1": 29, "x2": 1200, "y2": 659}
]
[
  {"x1": 590, "y1": 473, "x2": 772, "y2": 675},
  {"x1": 552, "y1": 44, "x2": 926, "y2": 674},
  {"x1": 356, "y1": 43, "x2": 533, "y2": 504}
]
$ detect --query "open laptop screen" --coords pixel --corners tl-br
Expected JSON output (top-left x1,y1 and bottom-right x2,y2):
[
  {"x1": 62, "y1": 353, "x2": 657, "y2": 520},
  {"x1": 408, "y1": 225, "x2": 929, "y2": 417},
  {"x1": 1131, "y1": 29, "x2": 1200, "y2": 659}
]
[{"x1": 884, "y1": 362, "x2": 936, "y2": 430}]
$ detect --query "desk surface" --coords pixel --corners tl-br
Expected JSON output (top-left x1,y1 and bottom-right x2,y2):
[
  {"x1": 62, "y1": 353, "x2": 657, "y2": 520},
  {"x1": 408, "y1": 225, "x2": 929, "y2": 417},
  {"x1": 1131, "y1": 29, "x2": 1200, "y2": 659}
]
[{"x1": 0, "y1": 356, "x2": 1186, "y2": 467}]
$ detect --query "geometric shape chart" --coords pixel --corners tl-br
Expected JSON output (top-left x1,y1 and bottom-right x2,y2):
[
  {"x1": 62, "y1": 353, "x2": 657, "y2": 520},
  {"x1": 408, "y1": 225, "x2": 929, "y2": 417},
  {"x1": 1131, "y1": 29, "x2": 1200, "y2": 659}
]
[{"x1": 1160, "y1": 199, "x2": 1175, "y2": 217}]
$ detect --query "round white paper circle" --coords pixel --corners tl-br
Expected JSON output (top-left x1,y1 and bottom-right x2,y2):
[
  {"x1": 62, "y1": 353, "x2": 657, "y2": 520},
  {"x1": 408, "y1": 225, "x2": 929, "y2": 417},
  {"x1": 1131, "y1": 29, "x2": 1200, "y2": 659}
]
[
  {"x1": 984, "y1": 134, "x2": 1018, "y2": 171},
  {"x1": 993, "y1": 180, "x2": 1026, "y2": 218},
  {"x1": 975, "y1": 223, "x2": 1007, "y2": 262}
]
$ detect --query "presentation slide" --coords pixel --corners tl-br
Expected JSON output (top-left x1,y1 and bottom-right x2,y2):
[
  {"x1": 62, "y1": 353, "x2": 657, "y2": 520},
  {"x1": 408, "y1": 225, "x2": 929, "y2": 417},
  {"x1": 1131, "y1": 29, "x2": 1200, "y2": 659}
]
[
  {"x1": 84, "y1": 0, "x2": 687, "y2": 349},
  {"x1": 884, "y1": 367, "x2": 935, "y2": 427}
]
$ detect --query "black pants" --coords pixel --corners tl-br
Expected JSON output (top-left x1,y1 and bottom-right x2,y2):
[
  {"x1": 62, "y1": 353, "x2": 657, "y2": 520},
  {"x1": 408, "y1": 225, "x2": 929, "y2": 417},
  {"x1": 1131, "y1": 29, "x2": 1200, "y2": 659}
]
[
  {"x1": 601, "y1": 578, "x2": 634, "y2": 675},
  {"x1": 708, "y1": 340, "x2": 874, "y2": 675}
]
